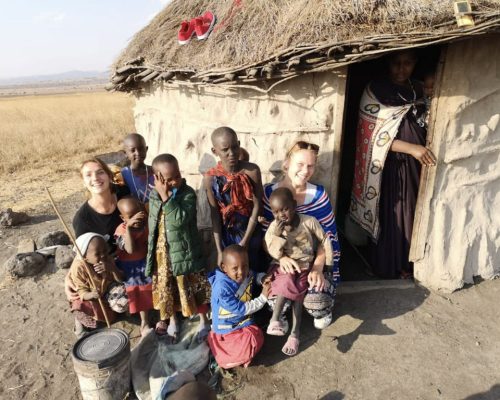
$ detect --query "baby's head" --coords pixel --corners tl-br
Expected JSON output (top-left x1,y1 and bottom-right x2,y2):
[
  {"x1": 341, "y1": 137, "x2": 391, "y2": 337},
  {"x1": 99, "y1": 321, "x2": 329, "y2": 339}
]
[
  {"x1": 117, "y1": 197, "x2": 144, "y2": 226},
  {"x1": 239, "y1": 147, "x2": 250, "y2": 162},
  {"x1": 423, "y1": 72, "x2": 435, "y2": 98},
  {"x1": 75, "y1": 232, "x2": 108, "y2": 265},
  {"x1": 211, "y1": 127, "x2": 240, "y2": 169},
  {"x1": 123, "y1": 133, "x2": 148, "y2": 170},
  {"x1": 220, "y1": 244, "x2": 249, "y2": 284},
  {"x1": 269, "y1": 187, "x2": 297, "y2": 225}
]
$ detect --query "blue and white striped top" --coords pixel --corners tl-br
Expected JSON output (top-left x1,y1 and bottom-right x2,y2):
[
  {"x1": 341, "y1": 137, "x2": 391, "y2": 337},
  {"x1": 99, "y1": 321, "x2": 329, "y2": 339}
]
[{"x1": 262, "y1": 182, "x2": 341, "y2": 287}]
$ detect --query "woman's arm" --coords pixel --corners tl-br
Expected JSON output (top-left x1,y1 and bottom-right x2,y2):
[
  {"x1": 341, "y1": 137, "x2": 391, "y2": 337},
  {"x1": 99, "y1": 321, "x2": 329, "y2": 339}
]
[
  {"x1": 308, "y1": 244, "x2": 326, "y2": 291},
  {"x1": 391, "y1": 139, "x2": 436, "y2": 166}
]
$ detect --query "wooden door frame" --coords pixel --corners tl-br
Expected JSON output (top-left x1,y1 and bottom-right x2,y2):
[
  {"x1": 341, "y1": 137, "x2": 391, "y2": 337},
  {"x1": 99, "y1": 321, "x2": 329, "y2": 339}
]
[{"x1": 409, "y1": 45, "x2": 448, "y2": 262}]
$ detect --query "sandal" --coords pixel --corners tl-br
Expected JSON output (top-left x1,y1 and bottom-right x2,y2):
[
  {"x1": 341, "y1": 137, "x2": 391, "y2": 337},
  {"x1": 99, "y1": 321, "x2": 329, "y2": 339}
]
[
  {"x1": 282, "y1": 335, "x2": 300, "y2": 357},
  {"x1": 155, "y1": 320, "x2": 168, "y2": 336},
  {"x1": 266, "y1": 320, "x2": 287, "y2": 336}
]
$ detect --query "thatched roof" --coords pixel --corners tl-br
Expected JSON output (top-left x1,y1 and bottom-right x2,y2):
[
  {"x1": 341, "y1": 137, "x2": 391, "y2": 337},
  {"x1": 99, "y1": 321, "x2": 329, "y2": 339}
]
[{"x1": 110, "y1": 0, "x2": 500, "y2": 92}]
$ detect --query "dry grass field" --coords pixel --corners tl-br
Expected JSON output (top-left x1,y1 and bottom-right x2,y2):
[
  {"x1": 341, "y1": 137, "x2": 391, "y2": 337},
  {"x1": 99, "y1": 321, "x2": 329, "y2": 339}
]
[{"x1": 0, "y1": 91, "x2": 135, "y2": 211}]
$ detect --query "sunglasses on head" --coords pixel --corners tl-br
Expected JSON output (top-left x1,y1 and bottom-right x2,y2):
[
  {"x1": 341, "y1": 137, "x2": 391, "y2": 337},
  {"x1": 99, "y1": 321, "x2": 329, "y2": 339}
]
[{"x1": 287, "y1": 141, "x2": 320, "y2": 158}]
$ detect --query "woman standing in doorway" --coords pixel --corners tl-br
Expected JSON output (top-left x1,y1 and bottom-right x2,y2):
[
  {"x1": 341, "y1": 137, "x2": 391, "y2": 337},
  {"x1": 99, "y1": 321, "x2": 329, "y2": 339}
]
[
  {"x1": 349, "y1": 50, "x2": 436, "y2": 279},
  {"x1": 261, "y1": 141, "x2": 341, "y2": 329}
]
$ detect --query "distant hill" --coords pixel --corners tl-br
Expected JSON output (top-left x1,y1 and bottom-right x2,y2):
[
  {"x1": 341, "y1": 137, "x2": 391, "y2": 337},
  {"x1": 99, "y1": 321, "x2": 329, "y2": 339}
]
[{"x1": 0, "y1": 70, "x2": 109, "y2": 86}]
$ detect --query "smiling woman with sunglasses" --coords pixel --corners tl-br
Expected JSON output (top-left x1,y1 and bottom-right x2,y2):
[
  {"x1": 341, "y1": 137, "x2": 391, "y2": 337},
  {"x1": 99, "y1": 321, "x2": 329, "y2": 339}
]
[{"x1": 261, "y1": 141, "x2": 341, "y2": 330}]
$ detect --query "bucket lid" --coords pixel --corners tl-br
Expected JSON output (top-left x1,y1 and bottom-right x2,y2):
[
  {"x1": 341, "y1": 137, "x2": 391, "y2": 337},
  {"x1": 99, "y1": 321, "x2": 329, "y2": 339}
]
[{"x1": 72, "y1": 328, "x2": 130, "y2": 368}]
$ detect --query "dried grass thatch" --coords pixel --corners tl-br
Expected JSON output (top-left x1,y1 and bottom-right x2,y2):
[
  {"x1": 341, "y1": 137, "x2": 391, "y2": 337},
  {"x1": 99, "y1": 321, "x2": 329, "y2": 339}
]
[{"x1": 110, "y1": 0, "x2": 500, "y2": 91}]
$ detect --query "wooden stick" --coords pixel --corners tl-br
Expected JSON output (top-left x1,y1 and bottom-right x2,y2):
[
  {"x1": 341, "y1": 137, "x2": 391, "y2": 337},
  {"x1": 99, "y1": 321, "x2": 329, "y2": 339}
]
[{"x1": 44, "y1": 187, "x2": 111, "y2": 328}]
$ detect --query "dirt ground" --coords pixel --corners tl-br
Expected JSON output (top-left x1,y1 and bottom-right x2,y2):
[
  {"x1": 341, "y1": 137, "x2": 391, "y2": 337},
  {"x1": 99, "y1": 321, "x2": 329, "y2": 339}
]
[{"x1": 1, "y1": 175, "x2": 499, "y2": 400}]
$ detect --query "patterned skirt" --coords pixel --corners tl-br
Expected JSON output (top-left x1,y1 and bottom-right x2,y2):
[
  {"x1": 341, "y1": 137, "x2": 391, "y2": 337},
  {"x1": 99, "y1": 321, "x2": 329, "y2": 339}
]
[{"x1": 152, "y1": 212, "x2": 211, "y2": 321}]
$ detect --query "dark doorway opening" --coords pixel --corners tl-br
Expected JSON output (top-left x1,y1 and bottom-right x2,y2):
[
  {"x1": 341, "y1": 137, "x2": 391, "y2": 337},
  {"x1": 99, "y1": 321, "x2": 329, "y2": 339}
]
[{"x1": 336, "y1": 45, "x2": 442, "y2": 281}]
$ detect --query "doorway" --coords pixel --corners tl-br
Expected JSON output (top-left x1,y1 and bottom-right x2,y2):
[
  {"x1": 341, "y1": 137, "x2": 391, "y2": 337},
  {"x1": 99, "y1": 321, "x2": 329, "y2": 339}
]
[{"x1": 336, "y1": 45, "x2": 442, "y2": 281}]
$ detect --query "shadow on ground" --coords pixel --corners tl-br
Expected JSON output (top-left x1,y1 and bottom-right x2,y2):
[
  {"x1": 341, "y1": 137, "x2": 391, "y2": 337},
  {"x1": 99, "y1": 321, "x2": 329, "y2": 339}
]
[
  {"x1": 462, "y1": 384, "x2": 500, "y2": 400},
  {"x1": 334, "y1": 285, "x2": 429, "y2": 353}
]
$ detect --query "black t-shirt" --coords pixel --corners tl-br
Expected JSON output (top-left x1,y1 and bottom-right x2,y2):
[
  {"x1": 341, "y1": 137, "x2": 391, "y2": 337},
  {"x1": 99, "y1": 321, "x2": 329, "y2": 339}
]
[{"x1": 72, "y1": 202, "x2": 122, "y2": 253}]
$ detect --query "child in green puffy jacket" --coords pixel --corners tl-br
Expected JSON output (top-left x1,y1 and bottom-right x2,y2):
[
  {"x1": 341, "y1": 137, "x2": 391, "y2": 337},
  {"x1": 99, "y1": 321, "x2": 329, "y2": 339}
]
[{"x1": 145, "y1": 153, "x2": 211, "y2": 343}]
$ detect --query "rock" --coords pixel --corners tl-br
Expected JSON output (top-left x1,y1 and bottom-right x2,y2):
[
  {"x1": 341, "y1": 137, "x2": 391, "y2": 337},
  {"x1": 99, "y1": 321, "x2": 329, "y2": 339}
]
[
  {"x1": 55, "y1": 245, "x2": 75, "y2": 269},
  {"x1": 0, "y1": 208, "x2": 30, "y2": 227},
  {"x1": 5, "y1": 252, "x2": 46, "y2": 278},
  {"x1": 96, "y1": 151, "x2": 128, "y2": 167},
  {"x1": 18, "y1": 238, "x2": 36, "y2": 253},
  {"x1": 36, "y1": 231, "x2": 70, "y2": 248}
]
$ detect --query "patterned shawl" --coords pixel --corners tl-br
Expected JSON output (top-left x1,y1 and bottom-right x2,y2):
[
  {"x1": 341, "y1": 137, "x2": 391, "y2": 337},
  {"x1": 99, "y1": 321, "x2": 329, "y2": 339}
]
[{"x1": 349, "y1": 85, "x2": 412, "y2": 240}]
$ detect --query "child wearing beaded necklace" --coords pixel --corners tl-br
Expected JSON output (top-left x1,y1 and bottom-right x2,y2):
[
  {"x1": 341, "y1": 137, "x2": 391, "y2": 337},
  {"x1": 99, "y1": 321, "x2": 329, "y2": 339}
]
[{"x1": 121, "y1": 133, "x2": 155, "y2": 206}]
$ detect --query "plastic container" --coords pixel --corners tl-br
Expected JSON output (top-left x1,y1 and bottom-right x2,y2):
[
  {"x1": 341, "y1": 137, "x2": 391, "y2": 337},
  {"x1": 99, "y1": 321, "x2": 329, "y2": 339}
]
[{"x1": 72, "y1": 328, "x2": 131, "y2": 400}]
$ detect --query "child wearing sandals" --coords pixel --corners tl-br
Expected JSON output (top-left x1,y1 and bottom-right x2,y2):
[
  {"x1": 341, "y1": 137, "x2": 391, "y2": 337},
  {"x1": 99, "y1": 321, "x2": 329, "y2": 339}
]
[
  {"x1": 69, "y1": 232, "x2": 128, "y2": 337},
  {"x1": 114, "y1": 197, "x2": 153, "y2": 335},
  {"x1": 207, "y1": 245, "x2": 271, "y2": 369},
  {"x1": 264, "y1": 188, "x2": 334, "y2": 356},
  {"x1": 145, "y1": 154, "x2": 211, "y2": 343}
]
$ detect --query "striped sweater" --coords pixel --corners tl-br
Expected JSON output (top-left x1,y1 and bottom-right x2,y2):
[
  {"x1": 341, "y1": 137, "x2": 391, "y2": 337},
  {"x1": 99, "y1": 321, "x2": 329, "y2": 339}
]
[{"x1": 262, "y1": 183, "x2": 341, "y2": 286}]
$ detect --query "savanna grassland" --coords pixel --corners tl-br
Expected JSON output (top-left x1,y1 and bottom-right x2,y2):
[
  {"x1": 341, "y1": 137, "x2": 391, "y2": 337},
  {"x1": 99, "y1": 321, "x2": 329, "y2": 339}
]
[{"x1": 0, "y1": 91, "x2": 135, "y2": 211}]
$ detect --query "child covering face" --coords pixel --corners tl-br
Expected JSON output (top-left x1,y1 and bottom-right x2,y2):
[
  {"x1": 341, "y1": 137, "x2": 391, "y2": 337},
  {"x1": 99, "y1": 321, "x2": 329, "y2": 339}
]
[
  {"x1": 145, "y1": 154, "x2": 211, "y2": 344},
  {"x1": 207, "y1": 245, "x2": 271, "y2": 369},
  {"x1": 264, "y1": 187, "x2": 334, "y2": 356},
  {"x1": 69, "y1": 232, "x2": 127, "y2": 337},
  {"x1": 114, "y1": 197, "x2": 153, "y2": 335}
]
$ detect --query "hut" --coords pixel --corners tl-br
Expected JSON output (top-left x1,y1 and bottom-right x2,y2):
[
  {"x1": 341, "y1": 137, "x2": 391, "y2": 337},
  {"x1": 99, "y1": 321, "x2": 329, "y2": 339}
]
[{"x1": 109, "y1": 0, "x2": 500, "y2": 292}]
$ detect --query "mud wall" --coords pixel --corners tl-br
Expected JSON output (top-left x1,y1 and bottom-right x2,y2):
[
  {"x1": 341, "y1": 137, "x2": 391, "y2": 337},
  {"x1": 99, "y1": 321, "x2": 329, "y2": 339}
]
[
  {"x1": 133, "y1": 71, "x2": 346, "y2": 229},
  {"x1": 413, "y1": 35, "x2": 500, "y2": 291}
]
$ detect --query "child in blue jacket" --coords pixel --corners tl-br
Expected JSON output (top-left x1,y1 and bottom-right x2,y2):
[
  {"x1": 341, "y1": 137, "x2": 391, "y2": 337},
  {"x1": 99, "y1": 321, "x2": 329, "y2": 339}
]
[{"x1": 207, "y1": 244, "x2": 271, "y2": 369}]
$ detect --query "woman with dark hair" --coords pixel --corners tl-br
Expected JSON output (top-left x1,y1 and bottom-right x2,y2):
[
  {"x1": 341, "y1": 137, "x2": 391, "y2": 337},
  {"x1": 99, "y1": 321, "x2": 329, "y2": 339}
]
[
  {"x1": 349, "y1": 50, "x2": 436, "y2": 279},
  {"x1": 65, "y1": 157, "x2": 130, "y2": 307},
  {"x1": 72, "y1": 157, "x2": 130, "y2": 250}
]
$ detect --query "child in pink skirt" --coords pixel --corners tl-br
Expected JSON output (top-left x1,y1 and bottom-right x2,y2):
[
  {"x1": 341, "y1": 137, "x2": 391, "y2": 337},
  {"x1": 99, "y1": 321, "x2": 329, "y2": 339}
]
[{"x1": 264, "y1": 187, "x2": 333, "y2": 356}]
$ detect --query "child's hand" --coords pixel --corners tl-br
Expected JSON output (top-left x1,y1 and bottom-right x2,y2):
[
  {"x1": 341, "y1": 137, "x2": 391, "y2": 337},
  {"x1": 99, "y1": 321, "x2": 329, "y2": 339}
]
[
  {"x1": 83, "y1": 290, "x2": 100, "y2": 300},
  {"x1": 154, "y1": 172, "x2": 171, "y2": 202},
  {"x1": 308, "y1": 270, "x2": 326, "y2": 292},
  {"x1": 93, "y1": 262, "x2": 106, "y2": 275},
  {"x1": 127, "y1": 211, "x2": 146, "y2": 229},
  {"x1": 262, "y1": 280, "x2": 271, "y2": 298},
  {"x1": 274, "y1": 220, "x2": 285, "y2": 236},
  {"x1": 279, "y1": 256, "x2": 301, "y2": 274},
  {"x1": 261, "y1": 273, "x2": 273, "y2": 286}
]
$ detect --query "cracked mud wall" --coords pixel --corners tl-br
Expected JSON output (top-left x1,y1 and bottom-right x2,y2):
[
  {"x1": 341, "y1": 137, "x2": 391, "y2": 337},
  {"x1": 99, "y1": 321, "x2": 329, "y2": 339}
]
[
  {"x1": 133, "y1": 71, "x2": 346, "y2": 229},
  {"x1": 413, "y1": 35, "x2": 500, "y2": 292}
]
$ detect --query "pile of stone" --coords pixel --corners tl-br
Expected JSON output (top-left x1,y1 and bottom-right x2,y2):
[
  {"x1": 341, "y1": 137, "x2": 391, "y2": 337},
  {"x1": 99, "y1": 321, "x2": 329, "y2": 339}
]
[{"x1": 5, "y1": 231, "x2": 75, "y2": 278}]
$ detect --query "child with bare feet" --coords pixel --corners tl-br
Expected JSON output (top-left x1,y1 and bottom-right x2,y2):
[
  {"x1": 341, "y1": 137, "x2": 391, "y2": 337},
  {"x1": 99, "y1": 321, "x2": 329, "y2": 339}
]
[
  {"x1": 264, "y1": 188, "x2": 334, "y2": 356},
  {"x1": 207, "y1": 244, "x2": 271, "y2": 369},
  {"x1": 145, "y1": 154, "x2": 211, "y2": 343},
  {"x1": 121, "y1": 133, "x2": 154, "y2": 205},
  {"x1": 69, "y1": 233, "x2": 128, "y2": 337},
  {"x1": 114, "y1": 197, "x2": 153, "y2": 335},
  {"x1": 204, "y1": 127, "x2": 264, "y2": 272}
]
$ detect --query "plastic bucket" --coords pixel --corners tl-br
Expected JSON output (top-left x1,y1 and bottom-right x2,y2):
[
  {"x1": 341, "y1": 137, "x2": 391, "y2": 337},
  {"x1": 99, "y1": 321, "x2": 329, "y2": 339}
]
[{"x1": 72, "y1": 328, "x2": 131, "y2": 400}]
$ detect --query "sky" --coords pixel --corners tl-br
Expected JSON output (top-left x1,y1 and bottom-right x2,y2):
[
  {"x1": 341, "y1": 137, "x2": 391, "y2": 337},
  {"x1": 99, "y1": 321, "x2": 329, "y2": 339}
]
[{"x1": 0, "y1": 0, "x2": 171, "y2": 79}]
